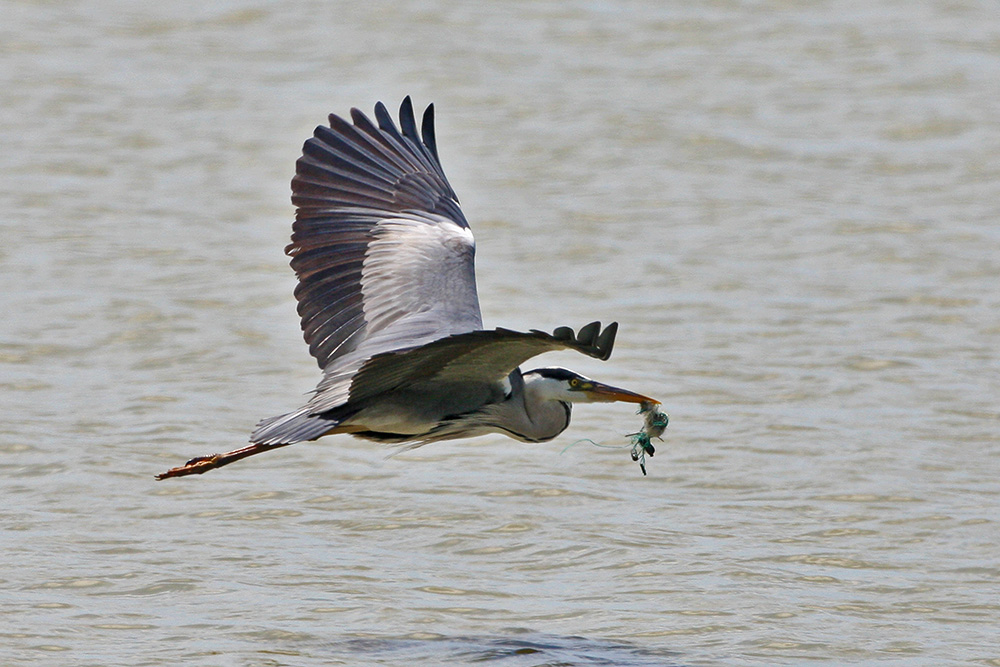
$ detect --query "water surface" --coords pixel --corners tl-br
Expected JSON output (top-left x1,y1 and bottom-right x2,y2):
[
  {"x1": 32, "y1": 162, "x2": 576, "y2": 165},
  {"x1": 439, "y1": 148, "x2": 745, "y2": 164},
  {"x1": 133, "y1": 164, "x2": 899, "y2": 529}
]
[{"x1": 2, "y1": 1, "x2": 999, "y2": 665}]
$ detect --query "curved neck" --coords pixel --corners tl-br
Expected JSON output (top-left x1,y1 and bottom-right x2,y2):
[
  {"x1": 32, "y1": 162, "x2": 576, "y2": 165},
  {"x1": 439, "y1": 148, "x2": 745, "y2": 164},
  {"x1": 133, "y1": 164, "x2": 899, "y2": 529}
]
[
  {"x1": 503, "y1": 371, "x2": 572, "y2": 442},
  {"x1": 524, "y1": 397, "x2": 572, "y2": 442}
]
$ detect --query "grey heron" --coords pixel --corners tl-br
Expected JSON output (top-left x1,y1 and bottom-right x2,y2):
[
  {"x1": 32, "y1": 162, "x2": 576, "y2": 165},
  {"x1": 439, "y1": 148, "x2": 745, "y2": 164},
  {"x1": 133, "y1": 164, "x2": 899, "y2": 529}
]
[{"x1": 157, "y1": 97, "x2": 657, "y2": 480}]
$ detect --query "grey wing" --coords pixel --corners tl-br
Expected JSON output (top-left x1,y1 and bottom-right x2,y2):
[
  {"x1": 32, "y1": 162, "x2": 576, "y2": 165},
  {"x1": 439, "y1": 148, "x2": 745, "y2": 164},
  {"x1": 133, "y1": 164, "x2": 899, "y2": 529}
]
[
  {"x1": 308, "y1": 322, "x2": 619, "y2": 413},
  {"x1": 251, "y1": 323, "x2": 615, "y2": 445},
  {"x1": 288, "y1": 97, "x2": 482, "y2": 372}
]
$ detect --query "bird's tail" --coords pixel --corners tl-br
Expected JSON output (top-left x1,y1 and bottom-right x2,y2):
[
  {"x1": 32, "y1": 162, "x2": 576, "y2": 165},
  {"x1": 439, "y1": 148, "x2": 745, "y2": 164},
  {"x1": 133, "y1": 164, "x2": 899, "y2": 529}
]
[{"x1": 250, "y1": 407, "x2": 339, "y2": 445}]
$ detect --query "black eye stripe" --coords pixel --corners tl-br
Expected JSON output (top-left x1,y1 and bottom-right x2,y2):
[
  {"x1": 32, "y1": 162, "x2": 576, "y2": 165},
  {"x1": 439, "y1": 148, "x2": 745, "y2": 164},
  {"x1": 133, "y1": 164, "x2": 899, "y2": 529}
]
[{"x1": 526, "y1": 367, "x2": 586, "y2": 382}]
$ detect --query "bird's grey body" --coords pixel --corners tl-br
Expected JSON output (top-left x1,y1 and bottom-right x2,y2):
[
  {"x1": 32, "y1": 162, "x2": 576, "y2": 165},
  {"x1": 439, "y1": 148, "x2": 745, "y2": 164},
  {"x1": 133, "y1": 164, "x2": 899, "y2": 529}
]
[{"x1": 157, "y1": 98, "x2": 654, "y2": 479}]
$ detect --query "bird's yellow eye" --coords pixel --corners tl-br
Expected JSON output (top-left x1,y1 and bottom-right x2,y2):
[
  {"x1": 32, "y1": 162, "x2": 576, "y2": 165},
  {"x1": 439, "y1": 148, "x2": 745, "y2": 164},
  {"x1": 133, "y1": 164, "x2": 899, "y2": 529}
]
[{"x1": 570, "y1": 378, "x2": 579, "y2": 387}]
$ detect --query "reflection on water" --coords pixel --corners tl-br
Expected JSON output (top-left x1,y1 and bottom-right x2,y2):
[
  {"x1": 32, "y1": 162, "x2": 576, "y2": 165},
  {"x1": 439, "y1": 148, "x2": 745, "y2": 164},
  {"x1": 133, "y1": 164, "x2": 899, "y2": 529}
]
[
  {"x1": 2, "y1": 0, "x2": 999, "y2": 665},
  {"x1": 339, "y1": 632, "x2": 681, "y2": 666}
]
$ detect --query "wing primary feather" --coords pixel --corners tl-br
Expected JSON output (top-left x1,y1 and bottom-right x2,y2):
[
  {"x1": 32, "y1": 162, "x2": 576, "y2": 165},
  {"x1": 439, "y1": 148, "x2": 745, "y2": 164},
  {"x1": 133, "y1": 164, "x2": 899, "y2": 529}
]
[
  {"x1": 596, "y1": 321, "x2": 618, "y2": 360},
  {"x1": 552, "y1": 326, "x2": 574, "y2": 341},
  {"x1": 295, "y1": 159, "x2": 395, "y2": 198},
  {"x1": 373, "y1": 101, "x2": 403, "y2": 141},
  {"x1": 324, "y1": 114, "x2": 412, "y2": 176},
  {"x1": 310, "y1": 124, "x2": 400, "y2": 178},
  {"x1": 373, "y1": 101, "x2": 439, "y2": 176},
  {"x1": 347, "y1": 108, "x2": 417, "y2": 173},
  {"x1": 372, "y1": 102, "x2": 414, "y2": 161},
  {"x1": 397, "y1": 97, "x2": 442, "y2": 175},
  {"x1": 421, "y1": 103, "x2": 439, "y2": 162},
  {"x1": 576, "y1": 321, "x2": 601, "y2": 346},
  {"x1": 398, "y1": 96, "x2": 420, "y2": 146}
]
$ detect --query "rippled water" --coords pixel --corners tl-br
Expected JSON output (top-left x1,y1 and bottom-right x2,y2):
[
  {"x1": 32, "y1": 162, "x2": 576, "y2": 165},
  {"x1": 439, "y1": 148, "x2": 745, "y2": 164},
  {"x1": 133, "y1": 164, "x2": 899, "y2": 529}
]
[{"x1": 3, "y1": 1, "x2": 999, "y2": 665}]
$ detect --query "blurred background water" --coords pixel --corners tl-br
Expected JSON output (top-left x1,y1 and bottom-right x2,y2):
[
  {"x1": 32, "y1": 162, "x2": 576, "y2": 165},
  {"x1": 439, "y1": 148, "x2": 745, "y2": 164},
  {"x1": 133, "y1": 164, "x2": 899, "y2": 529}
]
[{"x1": 2, "y1": 1, "x2": 999, "y2": 665}]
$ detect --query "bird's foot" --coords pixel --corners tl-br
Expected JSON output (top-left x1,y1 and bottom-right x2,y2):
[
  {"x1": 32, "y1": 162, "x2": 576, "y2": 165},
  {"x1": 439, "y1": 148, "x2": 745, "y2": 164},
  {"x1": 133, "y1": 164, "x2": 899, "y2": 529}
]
[
  {"x1": 155, "y1": 454, "x2": 222, "y2": 480},
  {"x1": 154, "y1": 442, "x2": 292, "y2": 480}
]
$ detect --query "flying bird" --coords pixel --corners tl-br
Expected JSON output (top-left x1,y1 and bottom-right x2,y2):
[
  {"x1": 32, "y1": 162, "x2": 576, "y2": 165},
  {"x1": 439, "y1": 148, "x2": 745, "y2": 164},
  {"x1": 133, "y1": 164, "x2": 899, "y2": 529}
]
[{"x1": 157, "y1": 97, "x2": 656, "y2": 479}]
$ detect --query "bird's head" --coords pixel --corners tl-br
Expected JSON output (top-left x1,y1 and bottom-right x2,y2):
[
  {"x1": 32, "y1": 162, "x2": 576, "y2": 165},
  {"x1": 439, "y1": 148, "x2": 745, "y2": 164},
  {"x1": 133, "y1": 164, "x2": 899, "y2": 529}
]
[{"x1": 522, "y1": 367, "x2": 657, "y2": 405}]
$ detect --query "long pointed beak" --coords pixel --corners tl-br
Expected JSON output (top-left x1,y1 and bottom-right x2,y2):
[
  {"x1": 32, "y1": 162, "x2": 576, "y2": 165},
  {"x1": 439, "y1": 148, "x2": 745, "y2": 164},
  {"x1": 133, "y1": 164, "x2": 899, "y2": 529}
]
[{"x1": 582, "y1": 381, "x2": 658, "y2": 405}]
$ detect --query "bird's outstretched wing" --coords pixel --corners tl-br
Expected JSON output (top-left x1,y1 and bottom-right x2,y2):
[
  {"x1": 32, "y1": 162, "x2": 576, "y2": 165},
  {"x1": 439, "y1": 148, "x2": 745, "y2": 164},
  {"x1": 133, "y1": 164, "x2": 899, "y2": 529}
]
[
  {"x1": 289, "y1": 97, "x2": 482, "y2": 372},
  {"x1": 306, "y1": 321, "x2": 618, "y2": 413}
]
